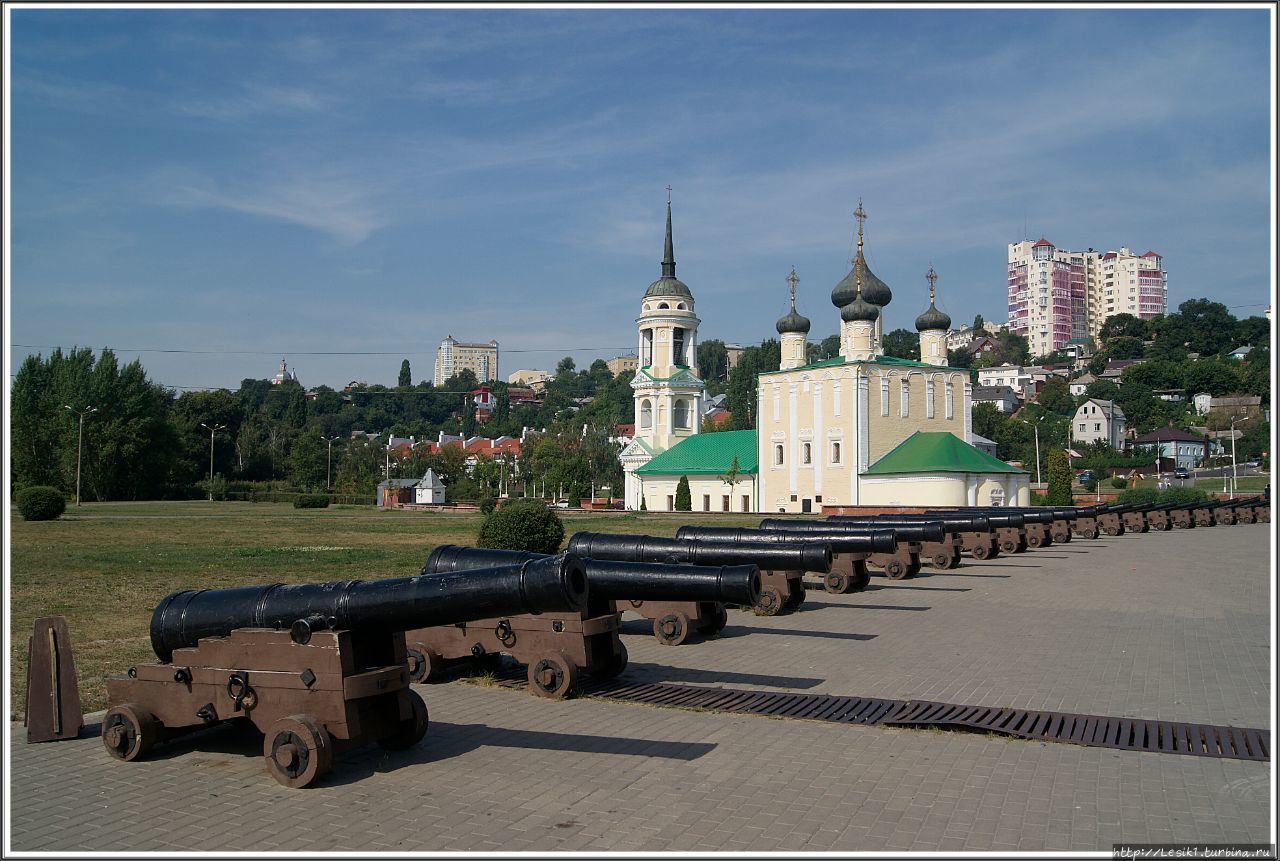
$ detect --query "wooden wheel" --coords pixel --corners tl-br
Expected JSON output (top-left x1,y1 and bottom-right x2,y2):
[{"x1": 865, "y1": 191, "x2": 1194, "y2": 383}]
[
  {"x1": 753, "y1": 586, "x2": 785, "y2": 616},
  {"x1": 823, "y1": 570, "x2": 850, "y2": 594},
  {"x1": 930, "y1": 552, "x2": 952, "y2": 569},
  {"x1": 592, "y1": 643, "x2": 629, "y2": 679},
  {"x1": 883, "y1": 559, "x2": 909, "y2": 580},
  {"x1": 970, "y1": 543, "x2": 991, "y2": 561},
  {"x1": 102, "y1": 704, "x2": 160, "y2": 762},
  {"x1": 998, "y1": 537, "x2": 1018, "y2": 553},
  {"x1": 407, "y1": 645, "x2": 448, "y2": 683},
  {"x1": 654, "y1": 612, "x2": 690, "y2": 646},
  {"x1": 379, "y1": 689, "x2": 429, "y2": 751},
  {"x1": 1026, "y1": 533, "x2": 1044, "y2": 548},
  {"x1": 695, "y1": 605, "x2": 729, "y2": 635},
  {"x1": 528, "y1": 653, "x2": 577, "y2": 699},
  {"x1": 264, "y1": 715, "x2": 333, "y2": 788}
]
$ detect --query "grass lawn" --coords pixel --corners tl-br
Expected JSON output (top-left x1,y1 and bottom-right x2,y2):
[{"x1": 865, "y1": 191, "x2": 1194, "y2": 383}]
[{"x1": 9, "y1": 501, "x2": 762, "y2": 714}]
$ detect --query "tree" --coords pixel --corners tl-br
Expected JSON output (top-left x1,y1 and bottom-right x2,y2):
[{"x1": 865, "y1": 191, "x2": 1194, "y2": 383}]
[
  {"x1": 1046, "y1": 449, "x2": 1072, "y2": 505},
  {"x1": 1098, "y1": 313, "x2": 1147, "y2": 342},
  {"x1": 1033, "y1": 379, "x2": 1075, "y2": 416},
  {"x1": 725, "y1": 339, "x2": 781, "y2": 430},
  {"x1": 1104, "y1": 336, "x2": 1145, "y2": 360},
  {"x1": 995, "y1": 331, "x2": 1030, "y2": 366},
  {"x1": 398, "y1": 360, "x2": 412, "y2": 388},
  {"x1": 1235, "y1": 316, "x2": 1270, "y2": 349},
  {"x1": 1183, "y1": 358, "x2": 1243, "y2": 397},
  {"x1": 289, "y1": 431, "x2": 329, "y2": 491},
  {"x1": 697, "y1": 340, "x2": 729, "y2": 389},
  {"x1": 674, "y1": 475, "x2": 692, "y2": 511},
  {"x1": 555, "y1": 356, "x2": 576, "y2": 376},
  {"x1": 972, "y1": 314, "x2": 986, "y2": 334},
  {"x1": 946, "y1": 348, "x2": 972, "y2": 369},
  {"x1": 881, "y1": 328, "x2": 920, "y2": 361}
]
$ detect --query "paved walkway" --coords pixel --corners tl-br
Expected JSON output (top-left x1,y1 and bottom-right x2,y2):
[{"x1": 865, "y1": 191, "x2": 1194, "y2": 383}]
[{"x1": 8, "y1": 524, "x2": 1273, "y2": 853}]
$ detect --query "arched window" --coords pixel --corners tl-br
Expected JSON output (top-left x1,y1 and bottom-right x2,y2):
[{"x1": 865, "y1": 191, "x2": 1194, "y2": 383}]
[
  {"x1": 880, "y1": 378, "x2": 890, "y2": 416},
  {"x1": 639, "y1": 400, "x2": 652, "y2": 429},
  {"x1": 672, "y1": 327, "x2": 685, "y2": 365},
  {"x1": 989, "y1": 486, "x2": 1005, "y2": 507},
  {"x1": 774, "y1": 445, "x2": 784, "y2": 466},
  {"x1": 641, "y1": 329, "x2": 653, "y2": 366},
  {"x1": 926, "y1": 379, "x2": 935, "y2": 419},
  {"x1": 802, "y1": 443, "x2": 811, "y2": 464},
  {"x1": 658, "y1": 302, "x2": 669, "y2": 309},
  {"x1": 900, "y1": 380, "x2": 910, "y2": 417},
  {"x1": 676, "y1": 303, "x2": 686, "y2": 310},
  {"x1": 673, "y1": 399, "x2": 690, "y2": 429},
  {"x1": 831, "y1": 441, "x2": 841, "y2": 464},
  {"x1": 945, "y1": 382, "x2": 955, "y2": 420}
]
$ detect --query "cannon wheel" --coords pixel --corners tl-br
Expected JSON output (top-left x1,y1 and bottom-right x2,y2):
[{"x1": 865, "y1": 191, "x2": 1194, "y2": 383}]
[
  {"x1": 102, "y1": 703, "x2": 160, "y2": 762},
  {"x1": 930, "y1": 552, "x2": 953, "y2": 569},
  {"x1": 823, "y1": 570, "x2": 850, "y2": 594},
  {"x1": 264, "y1": 715, "x2": 333, "y2": 788},
  {"x1": 783, "y1": 580, "x2": 807, "y2": 609},
  {"x1": 593, "y1": 643, "x2": 629, "y2": 679},
  {"x1": 654, "y1": 612, "x2": 690, "y2": 646},
  {"x1": 528, "y1": 653, "x2": 577, "y2": 699},
  {"x1": 407, "y1": 645, "x2": 448, "y2": 683},
  {"x1": 753, "y1": 586, "x2": 785, "y2": 616},
  {"x1": 1026, "y1": 533, "x2": 1044, "y2": 548},
  {"x1": 379, "y1": 689, "x2": 429, "y2": 751},
  {"x1": 695, "y1": 605, "x2": 729, "y2": 636},
  {"x1": 970, "y1": 544, "x2": 991, "y2": 561},
  {"x1": 882, "y1": 559, "x2": 909, "y2": 580},
  {"x1": 998, "y1": 538, "x2": 1018, "y2": 554}
]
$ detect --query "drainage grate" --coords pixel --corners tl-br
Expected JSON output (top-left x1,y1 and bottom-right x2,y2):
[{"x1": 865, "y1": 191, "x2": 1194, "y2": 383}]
[{"x1": 486, "y1": 670, "x2": 1268, "y2": 762}]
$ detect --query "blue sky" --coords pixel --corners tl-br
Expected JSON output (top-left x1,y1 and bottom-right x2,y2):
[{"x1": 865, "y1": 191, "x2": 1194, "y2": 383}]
[{"x1": 7, "y1": 6, "x2": 1274, "y2": 392}]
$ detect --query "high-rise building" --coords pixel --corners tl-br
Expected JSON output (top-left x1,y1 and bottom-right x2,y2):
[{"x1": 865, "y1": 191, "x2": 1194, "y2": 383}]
[
  {"x1": 1007, "y1": 238, "x2": 1167, "y2": 356},
  {"x1": 434, "y1": 336, "x2": 499, "y2": 385}
]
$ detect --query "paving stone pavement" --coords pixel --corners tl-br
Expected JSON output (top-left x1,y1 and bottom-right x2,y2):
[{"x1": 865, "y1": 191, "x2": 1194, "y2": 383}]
[{"x1": 7, "y1": 522, "x2": 1273, "y2": 853}]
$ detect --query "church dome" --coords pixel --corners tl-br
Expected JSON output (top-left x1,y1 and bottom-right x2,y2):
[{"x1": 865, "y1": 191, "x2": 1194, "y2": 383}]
[
  {"x1": 841, "y1": 294, "x2": 880, "y2": 323},
  {"x1": 855, "y1": 250, "x2": 892, "y2": 307},
  {"x1": 645, "y1": 276, "x2": 693, "y2": 300},
  {"x1": 776, "y1": 307, "x2": 811, "y2": 335},
  {"x1": 915, "y1": 301, "x2": 951, "y2": 332}
]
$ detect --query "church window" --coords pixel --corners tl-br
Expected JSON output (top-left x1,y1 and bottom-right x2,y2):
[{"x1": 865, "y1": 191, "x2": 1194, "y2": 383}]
[
  {"x1": 831, "y1": 441, "x2": 841, "y2": 463},
  {"x1": 640, "y1": 400, "x2": 652, "y2": 429},
  {"x1": 703, "y1": 495, "x2": 711, "y2": 511},
  {"x1": 900, "y1": 380, "x2": 910, "y2": 417},
  {"x1": 658, "y1": 302, "x2": 669, "y2": 309},
  {"x1": 989, "y1": 486, "x2": 1005, "y2": 507},
  {"x1": 672, "y1": 327, "x2": 685, "y2": 365},
  {"x1": 774, "y1": 445, "x2": 784, "y2": 466},
  {"x1": 945, "y1": 383, "x2": 954, "y2": 420},
  {"x1": 674, "y1": 399, "x2": 690, "y2": 429},
  {"x1": 926, "y1": 380, "x2": 935, "y2": 419},
  {"x1": 880, "y1": 378, "x2": 890, "y2": 416},
  {"x1": 641, "y1": 329, "x2": 654, "y2": 365},
  {"x1": 802, "y1": 443, "x2": 811, "y2": 464},
  {"x1": 677, "y1": 303, "x2": 687, "y2": 310}
]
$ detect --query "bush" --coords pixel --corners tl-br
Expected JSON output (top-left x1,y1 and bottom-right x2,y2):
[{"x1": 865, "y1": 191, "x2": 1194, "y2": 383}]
[
  {"x1": 16, "y1": 486, "x2": 67, "y2": 521},
  {"x1": 1081, "y1": 478, "x2": 1098, "y2": 493},
  {"x1": 1116, "y1": 487, "x2": 1159, "y2": 504},
  {"x1": 1110, "y1": 476, "x2": 1128, "y2": 489},
  {"x1": 477, "y1": 498, "x2": 565, "y2": 554},
  {"x1": 674, "y1": 476, "x2": 692, "y2": 512},
  {"x1": 478, "y1": 494, "x2": 498, "y2": 515},
  {"x1": 1046, "y1": 450, "x2": 1073, "y2": 506},
  {"x1": 1029, "y1": 491, "x2": 1050, "y2": 506},
  {"x1": 1157, "y1": 486, "x2": 1209, "y2": 504},
  {"x1": 293, "y1": 494, "x2": 331, "y2": 509}
]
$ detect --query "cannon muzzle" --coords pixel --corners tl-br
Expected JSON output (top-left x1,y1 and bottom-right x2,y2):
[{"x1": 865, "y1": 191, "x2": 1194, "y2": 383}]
[
  {"x1": 423, "y1": 545, "x2": 760, "y2": 606},
  {"x1": 149, "y1": 553, "x2": 590, "y2": 663},
  {"x1": 567, "y1": 532, "x2": 832, "y2": 573}
]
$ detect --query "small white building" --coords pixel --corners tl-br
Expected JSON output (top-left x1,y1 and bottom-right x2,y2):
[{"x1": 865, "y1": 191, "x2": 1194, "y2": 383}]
[
  {"x1": 1071, "y1": 398, "x2": 1127, "y2": 450},
  {"x1": 1069, "y1": 373, "x2": 1097, "y2": 397},
  {"x1": 414, "y1": 468, "x2": 447, "y2": 505}
]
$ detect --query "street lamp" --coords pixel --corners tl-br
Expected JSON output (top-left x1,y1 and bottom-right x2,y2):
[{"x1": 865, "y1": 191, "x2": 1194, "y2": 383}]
[
  {"x1": 1229, "y1": 414, "x2": 1241, "y2": 499},
  {"x1": 199, "y1": 423, "x2": 226, "y2": 500},
  {"x1": 324, "y1": 436, "x2": 342, "y2": 491},
  {"x1": 63, "y1": 405, "x2": 97, "y2": 506},
  {"x1": 1021, "y1": 414, "x2": 1044, "y2": 487}
]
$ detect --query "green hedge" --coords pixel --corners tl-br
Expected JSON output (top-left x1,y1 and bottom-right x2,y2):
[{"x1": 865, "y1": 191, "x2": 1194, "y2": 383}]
[
  {"x1": 15, "y1": 486, "x2": 67, "y2": 521},
  {"x1": 477, "y1": 498, "x2": 565, "y2": 554},
  {"x1": 293, "y1": 494, "x2": 331, "y2": 509}
]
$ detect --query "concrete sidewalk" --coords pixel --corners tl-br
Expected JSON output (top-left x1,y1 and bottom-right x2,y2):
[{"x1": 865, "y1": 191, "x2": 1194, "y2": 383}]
[{"x1": 8, "y1": 524, "x2": 1273, "y2": 853}]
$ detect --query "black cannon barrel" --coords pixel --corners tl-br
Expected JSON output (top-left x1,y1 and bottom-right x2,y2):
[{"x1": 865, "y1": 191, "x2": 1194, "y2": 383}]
[
  {"x1": 567, "y1": 532, "x2": 833, "y2": 573},
  {"x1": 422, "y1": 545, "x2": 760, "y2": 606},
  {"x1": 940, "y1": 507, "x2": 1054, "y2": 525},
  {"x1": 758, "y1": 518, "x2": 945, "y2": 544},
  {"x1": 149, "y1": 553, "x2": 590, "y2": 663},
  {"x1": 677, "y1": 525, "x2": 898, "y2": 555},
  {"x1": 828, "y1": 514, "x2": 993, "y2": 533}
]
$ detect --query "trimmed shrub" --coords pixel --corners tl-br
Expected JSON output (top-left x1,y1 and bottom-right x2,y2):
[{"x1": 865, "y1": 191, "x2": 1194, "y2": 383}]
[
  {"x1": 1116, "y1": 487, "x2": 1159, "y2": 504},
  {"x1": 293, "y1": 494, "x2": 330, "y2": 509},
  {"x1": 478, "y1": 498, "x2": 564, "y2": 554},
  {"x1": 674, "y1": 476, "x2": 692, "y2": 512},
  {"x1": 478, "y1": 494, "x2": 498, "y2": 515},
  {"x1": 1046, "y1": 449, "x2": 1073, "y2": 505},
  {"x1": 1109, "y1": 476, "x2": 1128, "y2": 489},
  {"x1": 16, "y1": 486, "x2": 67, "y2": 521},
  {"x1": 1157, "y1": 486, "x2": 1209, "y2": 504}
]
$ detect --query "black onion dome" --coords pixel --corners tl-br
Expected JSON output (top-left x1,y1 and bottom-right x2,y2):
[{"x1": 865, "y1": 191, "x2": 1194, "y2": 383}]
[
  {"x1": 854, "y1": 250, "x2": 892, "y2": 306},
  {"x1": 915, "y1": 300, "x2": 951, "y2": 332},
  {"x1": 831, "y1": 267, "x2": 859, "y2": 309},
  {"x1": 841, "y1": 294, "x2": 880, "y2": 323},
  {"x1": 776, "y1": 307, "x2": 811, "y2": 335}
]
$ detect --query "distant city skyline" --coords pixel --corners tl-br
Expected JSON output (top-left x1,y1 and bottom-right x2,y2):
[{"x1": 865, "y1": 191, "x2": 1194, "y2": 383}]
[{"x1": 7, "y1": 5, "x2": 1274, "y2": 391}]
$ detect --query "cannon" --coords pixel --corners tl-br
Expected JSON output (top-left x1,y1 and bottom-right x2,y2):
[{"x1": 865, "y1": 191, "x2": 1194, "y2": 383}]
[
  {"x1": 1093, "y1": 503, "x2": 1127, "y2": 536},
  {"x1": 827, "y1": 514, "x2": 989, "y2": 566},
  {"x1": 408, "y1": 547, "x2": 759, "y2": 687},
  {"x1": 1068, "y1": 505, "x2": 1103, "y2": 539},
  {"x1": 922, "y1": 509, "x2": 1030, "y2": 554},
  {"x1": 946, "y1": 507, "x2": 1057, "y2": 548},
  {"x1": 104, "y1": 554, "x2": 589, "y2": 787},
  {"x1": 1167, "y1": 502, "x2": 1199, "y2": 529},
  {"x1": 756, "y1": 519, "x2": 935, "y2": 580},
  {"x1": 676, "y1": 525, "x2": 897, "y2": 594},
  {"x1": 566, "y1": 532, "x2": 829, "y2": 616}
]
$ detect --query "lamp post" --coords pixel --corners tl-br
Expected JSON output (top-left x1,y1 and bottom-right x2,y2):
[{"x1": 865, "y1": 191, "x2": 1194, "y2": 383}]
[
  {"x1": 63, "y1": 405, "x2": 97, "y2": 506},
  {"x1": 1021, "y1": 414, "x2": 1044, "y2": 487},
  {"x1": 1229, "y1": 415, "x2": 1241, "y2": 499},
  {"x1": 324, "y1": 436, "x2": 342, "y2": 491},
  {"x1": 199, "y1": 423, "x2": 226, "y2": 500}
]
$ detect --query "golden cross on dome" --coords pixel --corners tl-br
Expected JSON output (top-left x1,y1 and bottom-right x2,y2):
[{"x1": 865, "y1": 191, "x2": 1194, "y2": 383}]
[
  {"x1": 786, "y1": 267, "x2": 799, "y2": 308},
  {"x1": 926, "y1": 264, "x2": 937, "y2": 302}
]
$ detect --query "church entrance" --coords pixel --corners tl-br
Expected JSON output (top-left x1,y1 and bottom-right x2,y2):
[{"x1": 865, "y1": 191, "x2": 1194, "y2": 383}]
[{"x1": 801, "y1": 498, "x2": 812, "y2": 513}]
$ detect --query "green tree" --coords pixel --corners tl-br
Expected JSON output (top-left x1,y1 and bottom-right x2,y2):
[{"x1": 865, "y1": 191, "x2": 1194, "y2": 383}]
[
  {"x1": 1104, "y1": 336, "x2": 1145, "y2": 360},
  {"x1": 1234, "y1": 316, "x2": 1270, "y2": 349},
  {"x1": 882, "y1": 328, "x2": 920, "y2": 361},
  {"x1": 1098, "y1": 313, "x2": 1148, "y2": 342},
  {"x1": 696, "y1": 340, "x2": 729, "y2": 390},
  {"x1": 398, "y1": 359, "x2": 412, "y2": 388},
  {"x1": 1046, "y1": 448, "x2": 1072, "y2": 505},
  {"x1": 995, "y1": 331, "x2": 1030, "y2": 366},
  {"x1": 1033, "y1": 379, "x2": 1075, "y2": 416},
  {"x1": 972, "y1": 314, "x2": 986, "y2": 333},
  {"x1": 289, "y1": 431, "x2": 329, "y2": 491},
  {"x1": 725, "y1": 339, "x2": 781, "y2": 429},
  {"x1": 674, "y1": 475, "x2": 692, "y2": 511},
  {"x1": 1183, "y1": 358, "x2": 1243, "y2": 397}
]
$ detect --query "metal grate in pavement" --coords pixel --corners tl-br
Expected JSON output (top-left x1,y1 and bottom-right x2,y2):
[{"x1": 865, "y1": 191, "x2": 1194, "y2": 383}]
[{"x1": 487, "y1": 669, "x2": 1269, "y2": 762}]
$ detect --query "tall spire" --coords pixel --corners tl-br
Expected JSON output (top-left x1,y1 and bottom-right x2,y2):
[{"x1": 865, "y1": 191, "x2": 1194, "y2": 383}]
[
  {"x1": 661, "y1": 185, "x2": 676, "y2": 279},
  {"x1": 853, "y1": 198, "x2": 867, "y2": 266},
  {"x1": 787, "y1": 266, "x2": 799, "y2": 311}
]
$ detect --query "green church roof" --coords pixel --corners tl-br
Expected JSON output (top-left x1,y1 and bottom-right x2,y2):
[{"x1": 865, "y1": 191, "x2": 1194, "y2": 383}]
[
  {"x1": 634, "y1": 430, "x2": 759, "y2": 476},
  {"x1": 863, "y1": 431, "x2": 1027, "y2": 476}
]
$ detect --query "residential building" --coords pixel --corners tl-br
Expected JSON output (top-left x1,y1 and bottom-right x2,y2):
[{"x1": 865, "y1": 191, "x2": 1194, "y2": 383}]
[
  {"x1": 507, "y1": 369, "x2": 550, "y2": 386},
  {"x1": 1099, "y1": 358, "x2": 1144, "y2": 383},
  {"x1": 1207, "y1": 394, "x2": 1264, "y2": 421},
  {"x1": 724, "y1": 343, "x2": 747, "y2": 369},
  {"x1": 971, "y1": 385, "x2": 1020, "y2": 414},
  {"x1": 1228, "y1": 345, "x2": 1253, "y2": 360},
  {"x1": 1007, "y1": 239, "x2": 1167, "y2": 353},
  {"x1": 1072, "y1": 399, "x2": 1127, "y2": 450},
  {"x1": 434, "y1": 336, "x2": 499, "y2": 385},
  {"x1": 1069, "y1": 373, "x2": 1097, "y2": 397},
  {"x1": 970, "y1": 433, "x2": 999, "y2": 457},
  {"x1": 1132, "y1": 427, "x2": 1209, "y2": 472},
  {"x1": 975, "y1": 364, "x2": 1062, "y2": 400},
  {"x1": 606, "y1": 355, "x2": 640, "y2": 376}
]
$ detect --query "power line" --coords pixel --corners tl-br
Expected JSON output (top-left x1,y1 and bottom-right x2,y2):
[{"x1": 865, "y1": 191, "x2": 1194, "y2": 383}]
[{"x1": 11, "y1": 344, "x2": 632, "y2": 356}]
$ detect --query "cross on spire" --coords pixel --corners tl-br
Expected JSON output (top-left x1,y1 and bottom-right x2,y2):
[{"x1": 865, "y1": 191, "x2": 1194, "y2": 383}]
[
  {"x1": 666, "y1": 184, "x2": 672, "y2": 205},
  {"x1": 852, "y1": 198, "x2": 867, "y2": 268},
  {"x1": 926, "y1": 264, "x2": 937, "y2": 303},
  {"x1": 786, "y1": 267, "x2": 799, "y2": 309}
]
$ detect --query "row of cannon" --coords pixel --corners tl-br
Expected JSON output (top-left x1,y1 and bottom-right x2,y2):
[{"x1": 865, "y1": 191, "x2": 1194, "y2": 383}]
[{"x1": 101, "y1": 494, "x2": 1269, "y2": 787}]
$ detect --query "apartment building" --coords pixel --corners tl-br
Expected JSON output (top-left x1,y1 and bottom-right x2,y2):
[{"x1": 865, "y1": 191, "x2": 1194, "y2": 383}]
[
  {"x1": 1007, "y1": 238, "x2": 1167, "y2": 356},
  {"x1": 434, "y1": 336, "x2": 499, "y2": 385}
]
